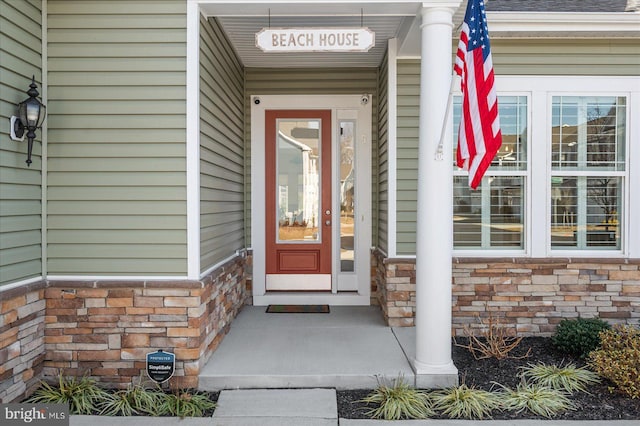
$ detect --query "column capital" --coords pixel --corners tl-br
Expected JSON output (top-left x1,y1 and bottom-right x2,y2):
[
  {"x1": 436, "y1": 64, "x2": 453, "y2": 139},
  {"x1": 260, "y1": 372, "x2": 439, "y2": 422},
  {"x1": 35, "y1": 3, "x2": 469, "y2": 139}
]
[
  {"x1": 420, "y1": 1, "x2": 461, "y2": 27},
  {"x1": 421, "y1": 0, "x2": 463, "y2": 12}
]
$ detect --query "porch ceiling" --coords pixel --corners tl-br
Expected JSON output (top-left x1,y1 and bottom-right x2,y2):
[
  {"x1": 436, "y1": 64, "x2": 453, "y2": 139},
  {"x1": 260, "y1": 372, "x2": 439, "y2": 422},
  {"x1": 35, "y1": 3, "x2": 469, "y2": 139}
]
[{"x1": 200, "y1": 2, "x2": 426, "y2": 68}]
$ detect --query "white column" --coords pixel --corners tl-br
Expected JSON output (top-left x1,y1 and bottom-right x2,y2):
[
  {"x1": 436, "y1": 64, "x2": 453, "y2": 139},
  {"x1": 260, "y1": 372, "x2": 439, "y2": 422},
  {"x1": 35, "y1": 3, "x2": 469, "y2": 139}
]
[{"x1": 413, "y1": 2, "x2": 460, "y2": 387}]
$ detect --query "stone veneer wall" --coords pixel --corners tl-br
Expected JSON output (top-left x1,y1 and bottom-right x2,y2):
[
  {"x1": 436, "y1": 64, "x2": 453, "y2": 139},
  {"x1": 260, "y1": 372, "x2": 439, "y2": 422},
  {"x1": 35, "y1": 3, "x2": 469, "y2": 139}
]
[
  {"x1": 375, "y1": 250, "x2": 640, "y2": 333},
  {"x1": 0, "y1": 282, "x2": 47, "y2": 402},
  {"x1": 0, "y1": 256, "x2": 247, "y2": 402}
]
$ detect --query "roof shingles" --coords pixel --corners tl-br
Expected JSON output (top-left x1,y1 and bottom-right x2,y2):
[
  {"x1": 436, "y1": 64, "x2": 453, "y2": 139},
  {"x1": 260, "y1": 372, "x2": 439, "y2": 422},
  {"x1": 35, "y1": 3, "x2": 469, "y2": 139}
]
[{"x1": 486, "y1": 0, "x2": 628, "y2": 13}]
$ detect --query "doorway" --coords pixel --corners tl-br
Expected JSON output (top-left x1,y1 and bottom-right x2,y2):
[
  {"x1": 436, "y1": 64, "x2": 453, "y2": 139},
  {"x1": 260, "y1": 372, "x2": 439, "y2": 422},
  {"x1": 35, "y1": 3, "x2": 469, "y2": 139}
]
[{"x1": 251, "y1": 95, "x2": 371, "y2": 305}]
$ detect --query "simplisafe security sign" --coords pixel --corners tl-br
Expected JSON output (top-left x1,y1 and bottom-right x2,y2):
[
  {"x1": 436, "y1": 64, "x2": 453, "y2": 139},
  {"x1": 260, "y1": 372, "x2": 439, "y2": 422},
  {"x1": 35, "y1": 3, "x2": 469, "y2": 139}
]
[
  {"x1": 146, "y1": 350, "x2": 175, "y2": 384},
  {"x1": 256, "y1": 27, "x2": 375, "y2": 52}
]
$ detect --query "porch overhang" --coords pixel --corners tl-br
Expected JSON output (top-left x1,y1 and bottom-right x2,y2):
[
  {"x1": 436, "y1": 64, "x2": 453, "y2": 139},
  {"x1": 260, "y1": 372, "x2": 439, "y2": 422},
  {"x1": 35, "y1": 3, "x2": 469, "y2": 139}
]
[{"x1": 196, "y1": 1, "x2": 445, "y2": 68}]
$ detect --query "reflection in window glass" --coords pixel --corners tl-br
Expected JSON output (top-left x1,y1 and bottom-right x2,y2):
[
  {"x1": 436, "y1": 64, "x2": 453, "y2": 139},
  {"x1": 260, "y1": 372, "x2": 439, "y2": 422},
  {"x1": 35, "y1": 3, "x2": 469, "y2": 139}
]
[
  {"x1": 454, "y1": 96, "x2": 528, "y2": 171},
  {"x1": 339, "y1": 121, "x2": 355, "y2": 272},
  {"x1": 276, "y1": 119, "x2": 320, "y2": 242},
  {"x1": 454, "y1": 177, "x2": 524, "y2": 249},
  {"x1": 551, "y1": 177, "x2": 621, "y2": 250},
  {"x1": 453, "y1": 96, "x2": 527, "y2": 250},
  {"x1": 552, "y1": 96, "x2": 626, "y2": 171}
]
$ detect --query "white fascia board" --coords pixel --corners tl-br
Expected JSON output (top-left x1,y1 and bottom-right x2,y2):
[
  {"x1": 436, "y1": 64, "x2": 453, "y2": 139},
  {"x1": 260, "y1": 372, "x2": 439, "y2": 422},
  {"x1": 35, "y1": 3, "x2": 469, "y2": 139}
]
[{"x1": 488, "y1": 12, "x2": 640, "y2": 36}]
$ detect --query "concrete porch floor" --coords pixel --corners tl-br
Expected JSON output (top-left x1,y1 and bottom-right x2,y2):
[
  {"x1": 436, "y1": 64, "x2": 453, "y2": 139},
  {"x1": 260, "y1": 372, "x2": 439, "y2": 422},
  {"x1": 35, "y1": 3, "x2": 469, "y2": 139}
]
[{"x1": 199, "y1": 306, "x2": 425, "y2": 390}]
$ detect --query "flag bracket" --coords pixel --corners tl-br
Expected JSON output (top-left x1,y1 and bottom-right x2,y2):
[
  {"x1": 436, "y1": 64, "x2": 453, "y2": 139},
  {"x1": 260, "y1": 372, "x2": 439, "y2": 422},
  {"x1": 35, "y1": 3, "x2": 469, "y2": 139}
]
[{"x1": 435, "y1": 73, "x2": 457, "y2": 162}]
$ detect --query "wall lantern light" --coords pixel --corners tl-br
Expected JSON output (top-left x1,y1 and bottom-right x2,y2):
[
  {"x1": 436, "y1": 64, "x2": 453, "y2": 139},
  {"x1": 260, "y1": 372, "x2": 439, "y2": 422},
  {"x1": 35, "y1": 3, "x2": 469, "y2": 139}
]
[{"x1": 10, "y1": 76, "x2": 46, "y2": 167}]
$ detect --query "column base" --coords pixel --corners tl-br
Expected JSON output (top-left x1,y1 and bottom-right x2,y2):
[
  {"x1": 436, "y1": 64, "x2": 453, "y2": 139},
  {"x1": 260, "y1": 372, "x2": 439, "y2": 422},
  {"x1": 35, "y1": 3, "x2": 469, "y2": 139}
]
[{"x1": 411, "y1": 359, "x2": 458, "y2": 388}]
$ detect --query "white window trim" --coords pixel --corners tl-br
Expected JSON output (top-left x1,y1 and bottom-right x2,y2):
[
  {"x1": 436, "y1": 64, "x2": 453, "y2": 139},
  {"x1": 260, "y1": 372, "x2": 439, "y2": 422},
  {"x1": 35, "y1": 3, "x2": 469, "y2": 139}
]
[{"x1": 453, "y1": 75, "x2": 639, "y2": 259}]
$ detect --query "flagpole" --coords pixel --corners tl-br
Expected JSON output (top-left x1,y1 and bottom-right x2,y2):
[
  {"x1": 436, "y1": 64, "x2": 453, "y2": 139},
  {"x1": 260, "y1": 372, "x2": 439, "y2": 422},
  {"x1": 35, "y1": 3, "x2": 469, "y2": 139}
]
[{"x1": 434, "y1": 73, "x2": 457, "y2": 161}]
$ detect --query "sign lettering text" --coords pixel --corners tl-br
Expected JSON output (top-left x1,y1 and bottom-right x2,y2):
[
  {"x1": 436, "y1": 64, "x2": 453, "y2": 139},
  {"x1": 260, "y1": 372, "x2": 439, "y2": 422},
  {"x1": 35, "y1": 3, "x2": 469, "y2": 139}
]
[{"x1": 257, "y1": 28, "x2": 374, "y2": 52}]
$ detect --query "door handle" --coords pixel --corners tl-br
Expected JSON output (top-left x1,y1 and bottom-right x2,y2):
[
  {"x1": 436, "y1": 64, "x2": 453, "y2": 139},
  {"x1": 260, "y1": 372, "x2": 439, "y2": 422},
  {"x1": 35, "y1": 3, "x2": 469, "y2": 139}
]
[{"x1": 325, "y1": 220, "x2": 331, "y2": 226}]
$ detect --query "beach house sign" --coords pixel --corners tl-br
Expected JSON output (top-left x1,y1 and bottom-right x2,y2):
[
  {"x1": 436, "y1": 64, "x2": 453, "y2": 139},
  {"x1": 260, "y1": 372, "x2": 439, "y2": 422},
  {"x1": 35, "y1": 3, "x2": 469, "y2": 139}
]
[{"x1": 256, "y1": 27, "x2": 375, "y2": 52}]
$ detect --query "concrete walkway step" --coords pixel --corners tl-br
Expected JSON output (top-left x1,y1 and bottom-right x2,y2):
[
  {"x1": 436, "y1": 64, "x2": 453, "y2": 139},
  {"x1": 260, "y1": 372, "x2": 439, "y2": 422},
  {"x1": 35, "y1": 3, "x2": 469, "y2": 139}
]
[{"x1": 212, "y1": 388, "x2": 337, "y2": 426}]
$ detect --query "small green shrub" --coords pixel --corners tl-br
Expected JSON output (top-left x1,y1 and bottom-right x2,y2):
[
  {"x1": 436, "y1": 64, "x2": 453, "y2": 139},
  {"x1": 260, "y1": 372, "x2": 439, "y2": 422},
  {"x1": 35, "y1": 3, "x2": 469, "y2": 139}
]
[
  {"x1": 157, "y1": 390, "x2": 217, "y2": 417},
  {"x1": 552, "y1": 318, "x2": 610, "y2": 358},
  {"x1": 588, "y1": 324, "x2": 640, "y2": 399},
  {"x1": 360, "y1": 376, "x2": 434, "y2": 420},
  {"x1": 520, "y1": 362, "x2": 600, "y2": 394},
  {"x1": 498, "y1": 381, "x2": 575, "y2": 418},
  {"x1": 431, "y1": 383, "x2": 501, "y2": 420},
  {"x1": 26, "y1": 373, "x2": 110, "y2": 415}
]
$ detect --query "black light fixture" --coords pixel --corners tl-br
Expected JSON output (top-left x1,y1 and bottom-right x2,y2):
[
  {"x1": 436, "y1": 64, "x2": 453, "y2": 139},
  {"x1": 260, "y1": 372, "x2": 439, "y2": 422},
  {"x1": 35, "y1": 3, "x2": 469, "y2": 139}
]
[{"x1": 12, "y1": 76, "x2": 46, "y2": 167}]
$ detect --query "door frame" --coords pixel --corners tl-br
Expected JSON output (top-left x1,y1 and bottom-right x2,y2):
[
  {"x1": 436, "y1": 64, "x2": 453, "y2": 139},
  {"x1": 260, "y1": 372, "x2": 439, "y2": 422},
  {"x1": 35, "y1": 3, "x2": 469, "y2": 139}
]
[{"x1": 251, "y1": 95, "x2": 371, "y2": 305}]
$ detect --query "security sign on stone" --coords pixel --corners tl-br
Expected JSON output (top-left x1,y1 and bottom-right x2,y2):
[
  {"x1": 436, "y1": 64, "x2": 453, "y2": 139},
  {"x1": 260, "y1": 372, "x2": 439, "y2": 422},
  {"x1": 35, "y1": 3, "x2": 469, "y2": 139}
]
[{"x1": 146, "y1": 350, "x2": 175, "y2": 384}]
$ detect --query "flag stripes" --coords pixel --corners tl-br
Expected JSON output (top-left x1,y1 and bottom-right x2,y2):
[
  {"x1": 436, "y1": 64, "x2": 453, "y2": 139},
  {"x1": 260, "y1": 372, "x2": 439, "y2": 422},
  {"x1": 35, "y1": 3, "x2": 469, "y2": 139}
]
[{"x1": 454, "y1": 0, "x2": 502, "y2": 189}]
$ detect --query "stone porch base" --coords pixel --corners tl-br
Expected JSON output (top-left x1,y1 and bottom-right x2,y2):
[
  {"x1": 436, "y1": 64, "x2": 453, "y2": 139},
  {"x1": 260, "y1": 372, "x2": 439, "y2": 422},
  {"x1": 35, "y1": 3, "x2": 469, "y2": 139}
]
[{"x1": 374, "y1": 249, "x2": 640, "y2": 333}]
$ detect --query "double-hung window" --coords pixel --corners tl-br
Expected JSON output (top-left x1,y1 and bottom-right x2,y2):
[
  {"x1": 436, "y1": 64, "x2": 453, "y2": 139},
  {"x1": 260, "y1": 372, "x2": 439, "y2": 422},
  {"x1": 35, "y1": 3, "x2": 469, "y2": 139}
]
[
  {"x1": 447, "y1": 76, "x2": 634, "y2": 257},
  {"x1": 550, "y1": 96, "x2": 626, "y2": 251},
  {"x1": 452, "y1": 95, "x2": 528, "y2": 250}
]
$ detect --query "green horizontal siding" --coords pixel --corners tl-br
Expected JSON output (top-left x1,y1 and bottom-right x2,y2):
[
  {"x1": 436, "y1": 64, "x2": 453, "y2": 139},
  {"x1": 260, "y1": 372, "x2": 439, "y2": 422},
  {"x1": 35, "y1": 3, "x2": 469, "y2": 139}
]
[
  {"x1": 199, "y1": 16, "x2": 245, "y2": 272},
  {"x1": 0, "y1": 0, "x2": 43, "y2": 286},
  {"x1": 492, "y1": 39, "x2": 640, "y2": 76},
  {"x1": 244, "y1": 67, "x2": 379, "y2": 246},
  {"x1": 46, "y1": 0, "x2": 187, "y2": 276},
  {"x1": 377, "y1": 48, "x2": 389, "y2": 254},
  {"x1": 395, "y1": 60, "x2": 420, "y2": 255}
]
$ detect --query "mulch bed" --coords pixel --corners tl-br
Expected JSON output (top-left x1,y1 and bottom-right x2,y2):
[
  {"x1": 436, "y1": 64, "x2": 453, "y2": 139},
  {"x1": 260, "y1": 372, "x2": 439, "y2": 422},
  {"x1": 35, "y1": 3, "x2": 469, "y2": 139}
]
[{"x1": 337, "y1": 337, "x2": 640, "y2": 420}]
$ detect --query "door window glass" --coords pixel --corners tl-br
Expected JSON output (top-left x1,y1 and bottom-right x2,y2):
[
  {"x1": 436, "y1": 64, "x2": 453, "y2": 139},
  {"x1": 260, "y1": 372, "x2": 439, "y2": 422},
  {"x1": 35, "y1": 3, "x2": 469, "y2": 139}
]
[
  {"x1": 276, "y1": 119, "x2": 321, "y2": 242},
  {"x1": 339, "y1": 121, "x2": 355, "y2": 272}
]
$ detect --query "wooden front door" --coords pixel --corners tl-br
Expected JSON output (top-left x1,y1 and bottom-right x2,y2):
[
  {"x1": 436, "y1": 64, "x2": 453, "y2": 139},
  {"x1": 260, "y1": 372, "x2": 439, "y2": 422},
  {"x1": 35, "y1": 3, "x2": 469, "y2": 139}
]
[{"x1": 265, "y1": 110, "x2": 332, "y2": 290}]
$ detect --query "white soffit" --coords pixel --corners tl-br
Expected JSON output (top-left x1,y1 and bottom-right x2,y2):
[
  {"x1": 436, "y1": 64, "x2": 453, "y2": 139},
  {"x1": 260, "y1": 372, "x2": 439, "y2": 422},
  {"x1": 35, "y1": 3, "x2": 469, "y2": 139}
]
[
  {"x1": 200, "y1": 1, "x2": 423, "y2": 68},
  {"x1": 217, "y1": 16, "x2": 407, "y2": 67}
]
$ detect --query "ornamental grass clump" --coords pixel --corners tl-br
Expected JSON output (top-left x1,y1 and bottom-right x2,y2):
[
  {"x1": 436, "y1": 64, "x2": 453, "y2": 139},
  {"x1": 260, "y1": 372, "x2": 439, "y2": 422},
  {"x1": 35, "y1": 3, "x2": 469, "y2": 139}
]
[
  {"x1": 156, "y1": 390, "x2": 217, "y2": 418},
  {"x1": 431, "y1": 383, "x2": 501, "y2": 420},
  {"x1": 27, "y1": 372, "x2": 110, "y2": 415},
  {"x1": 588, "y1": 324, "x2": 640, "y2": 399},
  {"x1": 497, "y1": 380, "x2": 575, "y2": 418},
  {"x1": 99, "y1": 383, "x2": 165, "y2": 416},
  {"x1": 360, "y1": 376, "x2": 434, "y2": 420},
  {"x1": 520, "y1": 362, "x2": 600, "y2": 394}
]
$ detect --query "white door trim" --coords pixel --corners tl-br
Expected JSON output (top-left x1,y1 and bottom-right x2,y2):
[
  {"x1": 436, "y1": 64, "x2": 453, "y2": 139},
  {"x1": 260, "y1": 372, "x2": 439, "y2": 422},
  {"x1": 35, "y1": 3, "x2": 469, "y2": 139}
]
[{"x1": 251, "y1": 95, "x2": 371, "y2": 305}]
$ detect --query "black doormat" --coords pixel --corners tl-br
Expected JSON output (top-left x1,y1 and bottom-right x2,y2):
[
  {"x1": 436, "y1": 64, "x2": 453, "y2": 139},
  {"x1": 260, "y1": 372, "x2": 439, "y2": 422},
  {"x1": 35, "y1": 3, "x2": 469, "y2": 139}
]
[{"x1": 266, "y1": 304, "x2": 330, "y2": 314}]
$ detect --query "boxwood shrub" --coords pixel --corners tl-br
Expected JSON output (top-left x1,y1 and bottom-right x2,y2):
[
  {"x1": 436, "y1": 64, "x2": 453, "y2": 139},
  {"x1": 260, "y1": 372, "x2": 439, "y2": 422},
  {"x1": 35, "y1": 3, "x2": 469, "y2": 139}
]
[{"x1": 552, "y1": 318, "x2": 610, "y2": 358}]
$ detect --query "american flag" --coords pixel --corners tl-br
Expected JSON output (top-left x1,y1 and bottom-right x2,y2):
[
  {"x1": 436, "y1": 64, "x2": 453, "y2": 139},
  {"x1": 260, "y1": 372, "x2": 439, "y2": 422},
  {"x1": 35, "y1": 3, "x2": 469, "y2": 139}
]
[{"x1": 454, "y1": 0, "x2": 502, "y2": 189}]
